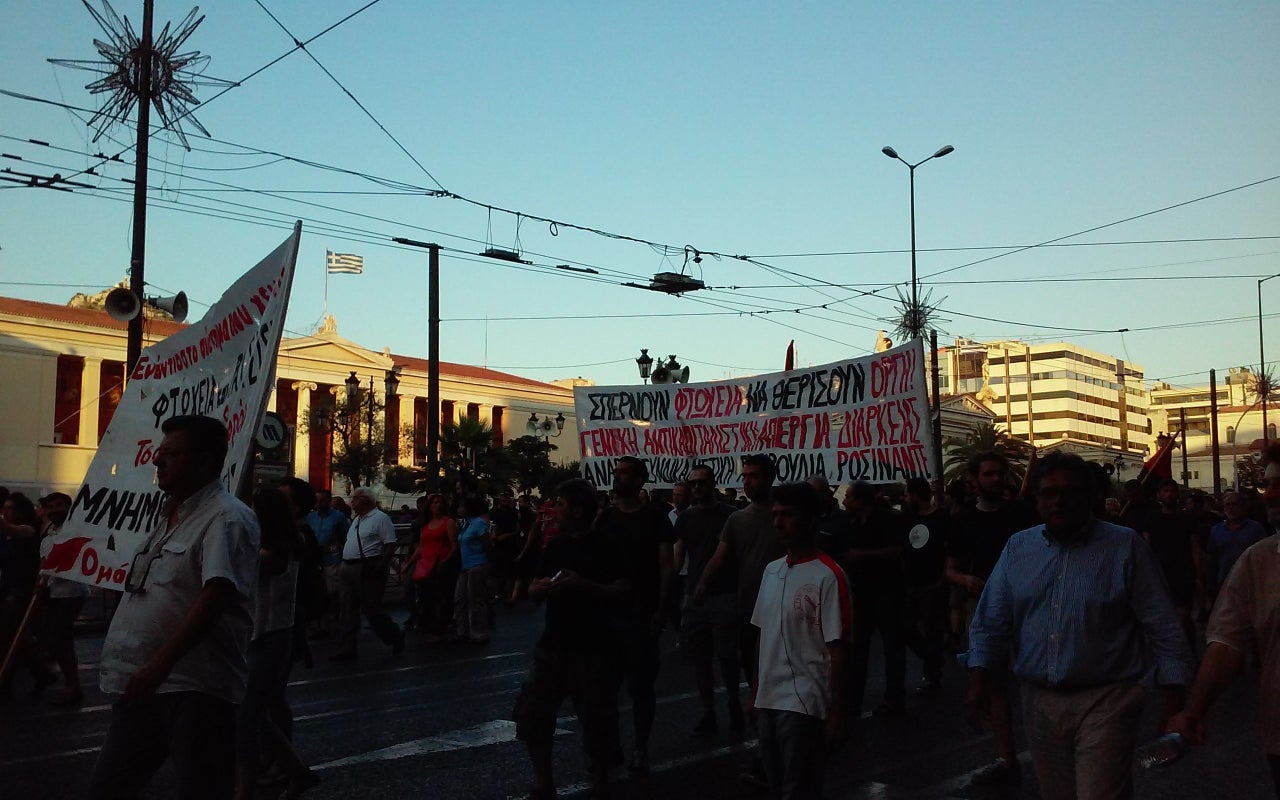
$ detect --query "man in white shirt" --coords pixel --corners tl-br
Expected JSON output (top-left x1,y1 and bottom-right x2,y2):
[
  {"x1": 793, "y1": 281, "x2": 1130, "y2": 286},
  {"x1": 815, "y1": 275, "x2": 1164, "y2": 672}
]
[
  {"x1": 331, "y1": 486, "x2": 404, "y2": 661},
  {"x1": 90, "y1": 415, "x2": 260, "y2": 800},
  {"x1": 748, "y1": 481, "x2": 851, "y2": 800}
]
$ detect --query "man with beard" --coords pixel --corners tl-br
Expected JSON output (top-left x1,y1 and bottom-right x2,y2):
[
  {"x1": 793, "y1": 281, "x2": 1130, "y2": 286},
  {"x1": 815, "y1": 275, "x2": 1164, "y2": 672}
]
[
  {"x1": 946, "y1": 451, "x2": 1037, "y2": 785},
  {"x1": 901, "y1": 477, "x2": 950, "y2": 696},
  {"x1": 596, "y1": 456, "x2": 675, "y2": 780}
]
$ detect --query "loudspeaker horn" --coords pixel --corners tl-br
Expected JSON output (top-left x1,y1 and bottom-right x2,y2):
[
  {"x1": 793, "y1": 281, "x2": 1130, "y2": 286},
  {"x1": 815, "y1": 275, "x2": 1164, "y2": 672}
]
[
  {"x1": 148, "y1": 292, "x2": 188, "y2": 323},
  {"x1": 650, "y1": 365, "x2": 671, "y2": 384},
  {"x1": 105, "y1": 287, "x2": 141, "y2": 321},
  {"x1": 677, "y1": 366, "x2": 691, "y2": 383}
]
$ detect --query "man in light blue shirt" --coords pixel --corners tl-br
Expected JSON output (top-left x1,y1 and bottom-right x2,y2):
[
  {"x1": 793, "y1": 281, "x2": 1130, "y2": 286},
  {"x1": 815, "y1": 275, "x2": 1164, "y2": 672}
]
[
  {"x1": 966, "y1": 452, "x2": 1193, "y2": 800},
  {"x1": 305, "y1": 488, "x2": 349, "y2": 639}
]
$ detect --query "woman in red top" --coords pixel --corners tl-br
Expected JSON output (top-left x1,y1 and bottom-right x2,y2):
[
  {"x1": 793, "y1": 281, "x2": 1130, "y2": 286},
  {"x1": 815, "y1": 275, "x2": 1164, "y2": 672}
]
[{"x1": 403, "y1": 494, "x2": 457, "y2": 642}]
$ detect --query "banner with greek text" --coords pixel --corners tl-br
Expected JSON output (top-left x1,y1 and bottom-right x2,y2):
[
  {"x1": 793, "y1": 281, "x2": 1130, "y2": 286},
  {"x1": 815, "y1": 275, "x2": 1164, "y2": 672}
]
[
  {"x1": 574, "y1": 339, "x2": 937, "y2": 489},
  {"x1": 42, "y1": 224, "x2": 302, "y2": 591}
]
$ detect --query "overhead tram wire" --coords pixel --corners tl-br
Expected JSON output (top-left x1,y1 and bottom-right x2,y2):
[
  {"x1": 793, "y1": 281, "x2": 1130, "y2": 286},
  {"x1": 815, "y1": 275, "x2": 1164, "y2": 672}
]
[
  {"x1": 0, "y1": 0, "x2": 388, "y2": 191},
  {"x1": 9, "y1": 89, "x2": 1278, "y2": 296},
  {"x1": 742, "y1": 236, "x2": 1280, "y2": 259},
  {"x1": 916, "y1": 174, "x2": 1280, "y2": 283},
  {"x1": 6, "y1": 143, "x2": 652, "y2": 284},
  {"x1": 13, "y1": 143, "x2": 1279, "y2": 345},
  {"x1": 250, "y1": 0, "x2": 444, "y2": 191}
]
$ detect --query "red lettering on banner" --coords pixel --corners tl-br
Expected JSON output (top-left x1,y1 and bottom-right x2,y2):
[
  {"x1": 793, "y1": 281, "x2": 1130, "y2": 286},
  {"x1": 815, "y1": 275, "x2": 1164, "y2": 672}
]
[
  {"x1": 812, "y1": 412, "x2": 831, "y2": 449},
  {"x1": 674, "y1": 385, "x2": 745, "y2": 421},
  {"x1": 134, "y1": 439, "x2": 158, "y2": 467},
  {"x1": 870, "y1": 349, "x2": 917, "y2": 399},
  {"x1": 583, "y1": 427, "x2": 639, "y2": 457}
]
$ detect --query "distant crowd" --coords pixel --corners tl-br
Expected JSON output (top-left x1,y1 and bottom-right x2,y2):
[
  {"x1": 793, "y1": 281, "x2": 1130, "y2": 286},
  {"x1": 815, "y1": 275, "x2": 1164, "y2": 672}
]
[{"x1": 1, "y1": 417, "x2": 1278, "y2": 799}]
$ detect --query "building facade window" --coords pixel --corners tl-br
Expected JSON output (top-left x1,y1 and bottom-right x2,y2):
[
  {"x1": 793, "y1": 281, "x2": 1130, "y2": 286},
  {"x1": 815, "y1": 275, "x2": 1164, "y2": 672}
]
[
  {"x1": 97, "y1": 360, "x2": 125, "y2": 443},
  {"x1": 54, "y1": 355, "x2": 84, "y2": 445}
]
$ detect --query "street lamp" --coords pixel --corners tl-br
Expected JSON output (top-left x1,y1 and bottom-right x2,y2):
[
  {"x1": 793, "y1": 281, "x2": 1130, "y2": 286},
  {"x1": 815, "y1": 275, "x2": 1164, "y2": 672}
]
[
  {"x1": 881, "y1": 144, "x2": 955, "y2": 339},
  {"x1": 1259, "y1": 272, "x2": 1279, "y2": 444},
  {"x1": 527, "y1": 412, "x2": 566, "y2": 439},
  {"x1": 636, "y1": 349, "x2": 655, "y2": 383}
]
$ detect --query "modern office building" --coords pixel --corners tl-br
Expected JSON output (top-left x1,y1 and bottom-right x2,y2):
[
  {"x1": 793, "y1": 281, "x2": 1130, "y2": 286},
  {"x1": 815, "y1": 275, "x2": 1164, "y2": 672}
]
[{"x1": 931, "y1": 337, "x2": 1153, "y2": 465}]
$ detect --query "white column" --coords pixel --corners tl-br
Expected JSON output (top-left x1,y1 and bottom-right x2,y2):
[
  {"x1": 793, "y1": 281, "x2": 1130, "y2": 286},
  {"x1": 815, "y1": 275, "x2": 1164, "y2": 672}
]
[
  {"x1": 79, "y1": 357, "x2": 102, "y2": 446},
  {"x1": 398, "y1": 394, "x2": 415, "y2": 466},
  {"x1": 292, "y1": 382, "x2": 317, "y2": 482}
]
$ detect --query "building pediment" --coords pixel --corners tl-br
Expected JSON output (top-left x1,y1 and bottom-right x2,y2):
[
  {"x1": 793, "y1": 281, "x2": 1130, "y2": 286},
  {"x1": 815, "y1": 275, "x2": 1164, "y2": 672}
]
[
  {"x1": 278, "y1": 332, "x2": 393, "y2": 373},
  {"x1": 941, "y1": 393, "x2": 997, "y2": 418}
]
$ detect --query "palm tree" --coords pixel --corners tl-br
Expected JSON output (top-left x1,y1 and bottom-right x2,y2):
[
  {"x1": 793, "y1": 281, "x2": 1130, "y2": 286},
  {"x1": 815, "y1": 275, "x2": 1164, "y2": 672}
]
[
  {"x1": 435, "y1": 416, "x2": 515, "y2": 496},
  {"x1": 942, "y1": 422, "x2": 1032, "y2": 484}
]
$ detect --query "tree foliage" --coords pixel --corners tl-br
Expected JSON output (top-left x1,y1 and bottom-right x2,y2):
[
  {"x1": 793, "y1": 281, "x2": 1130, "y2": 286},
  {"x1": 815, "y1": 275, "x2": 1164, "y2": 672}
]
[
  {"x1": 941, "y1": 422, "x2": 1031, "y2": 484},
  {"x1": 429, "y1": 416, "x2": 516, "y2": 497},
  {"x1": 306, "y1": 389, "x2": 389, "y2": 492},
  {"x1": 507, "y1": 435, "x2": 556, "y2": 492}
]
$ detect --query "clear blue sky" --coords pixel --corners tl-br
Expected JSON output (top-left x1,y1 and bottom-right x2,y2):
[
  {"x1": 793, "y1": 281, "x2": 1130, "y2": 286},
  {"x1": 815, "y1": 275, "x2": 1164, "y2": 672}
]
[{"x1": 2, "y1": 1, "x2": 1278, "y2": 390}]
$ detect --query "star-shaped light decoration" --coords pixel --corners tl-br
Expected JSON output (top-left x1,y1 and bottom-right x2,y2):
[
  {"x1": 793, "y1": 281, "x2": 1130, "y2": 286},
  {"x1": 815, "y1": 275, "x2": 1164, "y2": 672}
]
[
  {"x1": 49, "y1": 1, "x2": 234, "y2": 150},
  {"x1": 886, "y1": 285, "x2": 949, "y2": 342}
]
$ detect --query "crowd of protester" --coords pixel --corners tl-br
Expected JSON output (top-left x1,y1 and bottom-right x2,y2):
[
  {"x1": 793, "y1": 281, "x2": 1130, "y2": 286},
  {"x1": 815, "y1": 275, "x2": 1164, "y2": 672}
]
[{"x1": 1, "y1": 419, "x2": 1278, "y2": 799}]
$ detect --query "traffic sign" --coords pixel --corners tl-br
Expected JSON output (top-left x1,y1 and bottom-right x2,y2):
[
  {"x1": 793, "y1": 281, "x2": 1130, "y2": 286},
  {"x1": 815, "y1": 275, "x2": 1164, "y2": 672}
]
[{"x1": 256, "y1": 411, "x2": 289, "y2": 451}]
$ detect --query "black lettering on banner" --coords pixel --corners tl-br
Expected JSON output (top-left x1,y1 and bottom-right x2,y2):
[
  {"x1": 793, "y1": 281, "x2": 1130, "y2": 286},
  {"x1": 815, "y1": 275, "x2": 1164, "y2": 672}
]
[
  {"x1": 69, "y1": 484, "x2": 166, "y2": 534},
  {"x1": 586, "y1": 390, "x2": 671, "y2": 422}
]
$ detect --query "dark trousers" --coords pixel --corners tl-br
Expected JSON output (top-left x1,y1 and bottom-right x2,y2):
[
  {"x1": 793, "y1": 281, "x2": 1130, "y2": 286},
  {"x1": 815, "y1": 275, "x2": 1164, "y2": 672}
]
[
  {"x1": 849, "y1": 590, "x2": 906, "y2": 713},
  {"x1": 89, "y1": 691, "x2": 236, "y2": 800},
  {"x1": 903, "y1": 581, "x2": 948, "y2": 683},
  {"x1": 338, "y1": 559, "x2": 401, "y2": 654},
  {"x1": 758, "y1": 708, "x2": 827, "y2": 799}
]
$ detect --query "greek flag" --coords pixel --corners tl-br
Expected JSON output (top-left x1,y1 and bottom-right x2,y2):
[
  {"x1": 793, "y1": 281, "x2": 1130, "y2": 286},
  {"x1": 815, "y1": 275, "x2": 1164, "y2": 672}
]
[{"x1": 326, "y1": 251, "x2": 364, "y2": 275}]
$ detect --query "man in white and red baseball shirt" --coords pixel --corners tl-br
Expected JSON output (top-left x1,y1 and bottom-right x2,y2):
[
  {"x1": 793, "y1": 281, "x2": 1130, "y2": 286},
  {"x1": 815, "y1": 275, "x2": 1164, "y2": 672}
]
[{"x1": 747, "y1": 480, "x2": 852, "y2": 799}]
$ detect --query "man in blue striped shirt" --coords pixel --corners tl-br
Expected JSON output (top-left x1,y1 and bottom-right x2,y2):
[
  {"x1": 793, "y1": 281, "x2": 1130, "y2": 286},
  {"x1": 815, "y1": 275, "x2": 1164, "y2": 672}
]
[{"x1": 966, "y1": 452, "x2": 1193, "y2": 800}]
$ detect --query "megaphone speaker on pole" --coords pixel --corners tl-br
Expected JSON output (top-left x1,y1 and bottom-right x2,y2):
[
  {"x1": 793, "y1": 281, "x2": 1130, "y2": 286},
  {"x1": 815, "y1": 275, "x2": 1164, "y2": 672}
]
[
  {"x1": 148, "y1": 291, "x2": 188, "y2": 323},
  {"x1": 105, "y1": 287, "x2": 141, "y2": 321}
]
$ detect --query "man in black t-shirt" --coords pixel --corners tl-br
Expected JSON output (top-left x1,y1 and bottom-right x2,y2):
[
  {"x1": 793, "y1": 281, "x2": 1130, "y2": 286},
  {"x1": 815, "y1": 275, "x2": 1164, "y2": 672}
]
[
  {"x1": 947, "y1": 450, "x2": 1038, "y2": 786},
  {"x1": 675, "y1": 464, "x2": 741, "y2": 738},
  {"x1": 901, "y1": 477, "x2": 950, "y2": 694},
  {"x1": 1142, "y1": 480, "x2": 1198, "y2": 649},
  {"x1": 514, "y1": 479, "x2": 628, "y2": 800},
  {"x1": 596, "y1": 456, "x2": 676, "y2": 779},
  {"x1": 841, "y1": 481, "x2": 908, "y2": 716},
  {"x1": 489, "y1": 491, "x2": 523, "y2": 603}
]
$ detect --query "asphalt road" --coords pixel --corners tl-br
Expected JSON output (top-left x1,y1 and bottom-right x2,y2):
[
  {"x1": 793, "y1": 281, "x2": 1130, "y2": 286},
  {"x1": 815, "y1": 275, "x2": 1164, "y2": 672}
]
[{"x1": 2, "y1": 600, "x2": 1275, "y2": 800}]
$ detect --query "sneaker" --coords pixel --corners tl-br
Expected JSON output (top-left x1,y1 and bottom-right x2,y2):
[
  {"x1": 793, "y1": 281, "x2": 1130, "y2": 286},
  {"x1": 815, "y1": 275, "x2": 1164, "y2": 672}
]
[
  {"x1": 969, "y1": 757, "x2": 1020, "y2": 786},
  {"x1": 690, "y1": 713, "x2": 718, "y2": 739}
]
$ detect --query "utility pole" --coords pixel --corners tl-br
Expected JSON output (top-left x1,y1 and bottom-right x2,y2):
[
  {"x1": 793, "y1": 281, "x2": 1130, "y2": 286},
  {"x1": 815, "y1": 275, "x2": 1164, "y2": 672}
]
[
  {"x1": 393, "y1": 237, "x2": 442, "y2": 493},
  {"x1": 1179, "y1": 407, "x2": 1189, "y2": 489},
  {"x1": 1210, "y1": 369, "x2": 1222, "y2": 504},
  {"x1": 930, "y1": 330, "x2": 943, "y2": 491},
  {"x1": 125, "y1": 0, "x2": 155, "y2": 376},
  {"x1": 1024, "y1": 345, "x2": 1035, "y2": 446},
  {"x1": 1116, "y1": 359, "x2": 1130, "y2": 453}
]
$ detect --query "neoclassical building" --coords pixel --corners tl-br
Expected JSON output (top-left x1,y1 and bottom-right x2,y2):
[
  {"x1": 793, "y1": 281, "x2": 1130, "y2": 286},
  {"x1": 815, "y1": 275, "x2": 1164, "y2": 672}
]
[{"x1": 0, "y1": 296, "x2": 578, "y2": 498}]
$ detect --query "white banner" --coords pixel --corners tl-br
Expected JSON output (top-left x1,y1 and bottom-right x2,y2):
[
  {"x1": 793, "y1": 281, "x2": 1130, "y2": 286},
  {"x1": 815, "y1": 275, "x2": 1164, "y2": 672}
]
[
  {"x1": 574, "y1": 339, "x2": 937, "y2": 489},
  {"x1": 41, "y1": 225, "x2": 302, "y2": 590}
]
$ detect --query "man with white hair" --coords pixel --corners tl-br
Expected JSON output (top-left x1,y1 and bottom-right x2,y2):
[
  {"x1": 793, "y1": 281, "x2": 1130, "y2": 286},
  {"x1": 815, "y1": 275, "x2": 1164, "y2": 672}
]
[{"x1": 331, "y1": 487, "x2": 404, "y2": 661}]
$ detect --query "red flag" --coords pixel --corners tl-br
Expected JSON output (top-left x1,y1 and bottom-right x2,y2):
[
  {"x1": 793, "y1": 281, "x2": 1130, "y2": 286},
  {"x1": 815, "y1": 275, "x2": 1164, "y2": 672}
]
[
  {"x1": 784, "y1": 340, "x2": 795, "y2": 371},
  {"x1": 1136, "y1": 434, "x2": 1176, "y2": 486}
]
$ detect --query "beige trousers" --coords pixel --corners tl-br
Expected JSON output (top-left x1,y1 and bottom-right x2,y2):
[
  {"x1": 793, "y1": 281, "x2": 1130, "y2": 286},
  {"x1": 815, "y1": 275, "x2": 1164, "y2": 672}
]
[{"x1": 1021, "y1": 681, "x2": 1146, "y2": 800}]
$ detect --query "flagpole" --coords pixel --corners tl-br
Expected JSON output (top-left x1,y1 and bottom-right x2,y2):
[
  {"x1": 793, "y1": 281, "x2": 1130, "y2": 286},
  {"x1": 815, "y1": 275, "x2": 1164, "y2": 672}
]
[{"x1": 324, "y1": 252, "x2": 330, "y2": 317}]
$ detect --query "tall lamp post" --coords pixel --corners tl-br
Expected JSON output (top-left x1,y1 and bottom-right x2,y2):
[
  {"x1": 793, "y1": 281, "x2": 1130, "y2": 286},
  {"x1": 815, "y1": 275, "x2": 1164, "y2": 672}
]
[
  {"x1": 881, "y1": 144, "x2": 955, "y2": 339},
  {"x1": 1259, "y1": 272, "x2": 1279, "y2": 444},
  {"x1": 637, "y1": 349, "x2": 654, "y2": 384}
]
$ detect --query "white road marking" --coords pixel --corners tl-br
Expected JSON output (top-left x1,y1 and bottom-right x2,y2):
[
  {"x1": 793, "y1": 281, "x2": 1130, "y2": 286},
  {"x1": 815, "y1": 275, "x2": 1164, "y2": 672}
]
[
  {"x1": 0, "y1": 746, "x2": 102, "y2": 767},
  {"x1": 286, "y1": 650, "x2": 525, "y2": 688},
  {"x1": 313, "y1": 719, "x2": 571, "y2": 770}
]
